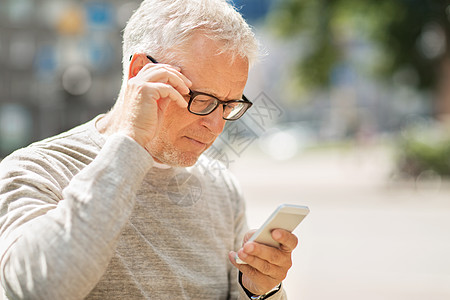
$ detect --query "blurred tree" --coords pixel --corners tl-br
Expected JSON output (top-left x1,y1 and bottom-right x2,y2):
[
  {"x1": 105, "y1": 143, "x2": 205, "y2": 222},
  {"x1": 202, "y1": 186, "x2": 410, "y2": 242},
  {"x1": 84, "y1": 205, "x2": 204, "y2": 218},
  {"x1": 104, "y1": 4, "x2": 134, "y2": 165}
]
[{"x1": 268, "y1": 0, "x2": 450, "y2": 120}]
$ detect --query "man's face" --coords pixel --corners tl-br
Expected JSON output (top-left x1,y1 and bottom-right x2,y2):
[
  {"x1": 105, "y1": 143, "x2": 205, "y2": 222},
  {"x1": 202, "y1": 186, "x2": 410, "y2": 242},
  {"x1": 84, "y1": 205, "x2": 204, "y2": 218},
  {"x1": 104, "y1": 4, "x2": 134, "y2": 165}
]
[{"x1": 148, "y1": 34, "x2": 249, "y2": 167}]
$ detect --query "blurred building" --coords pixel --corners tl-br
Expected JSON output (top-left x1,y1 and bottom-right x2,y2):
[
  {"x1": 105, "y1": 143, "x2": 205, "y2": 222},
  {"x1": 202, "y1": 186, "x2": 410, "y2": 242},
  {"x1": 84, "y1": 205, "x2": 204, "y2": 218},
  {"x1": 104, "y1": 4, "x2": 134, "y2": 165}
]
[{"x1": 0, "y1": 0, "x2": 141, "y2": 157}]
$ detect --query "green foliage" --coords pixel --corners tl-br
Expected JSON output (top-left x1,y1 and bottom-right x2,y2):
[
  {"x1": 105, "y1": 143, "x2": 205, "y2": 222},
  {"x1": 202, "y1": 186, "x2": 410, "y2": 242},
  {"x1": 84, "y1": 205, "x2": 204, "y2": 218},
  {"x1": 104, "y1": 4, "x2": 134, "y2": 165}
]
[
  {"x1": 375, "y1": 0, "x2": 449, "y2": 89},
  {"x1": 395, "y1": 126, "x2": 450, "y2": 178},
  {"x1": 268, "y1": 0, "x2": 450, "y2": 92}
]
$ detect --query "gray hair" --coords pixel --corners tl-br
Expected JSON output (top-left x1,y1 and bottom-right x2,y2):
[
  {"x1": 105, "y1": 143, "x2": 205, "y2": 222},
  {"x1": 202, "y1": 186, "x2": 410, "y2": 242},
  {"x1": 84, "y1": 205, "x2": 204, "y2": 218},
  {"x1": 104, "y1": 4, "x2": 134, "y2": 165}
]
[{"x1": 121, "y1": 0, "x2": 259, "y2": 77}]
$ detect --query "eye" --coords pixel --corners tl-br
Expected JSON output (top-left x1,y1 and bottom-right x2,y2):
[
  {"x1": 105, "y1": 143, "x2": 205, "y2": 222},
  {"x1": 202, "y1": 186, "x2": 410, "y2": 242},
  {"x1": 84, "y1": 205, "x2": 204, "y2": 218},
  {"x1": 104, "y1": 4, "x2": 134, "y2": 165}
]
[
  {"x1": 190, "y1": 94, "x2": 218, "y2": 113},
  {"x1": 225, "y1": 102, "x2": 240, "y2": 109},
  {"x1": 195, "y1": 99, "x2": 211, "y2": 104}
]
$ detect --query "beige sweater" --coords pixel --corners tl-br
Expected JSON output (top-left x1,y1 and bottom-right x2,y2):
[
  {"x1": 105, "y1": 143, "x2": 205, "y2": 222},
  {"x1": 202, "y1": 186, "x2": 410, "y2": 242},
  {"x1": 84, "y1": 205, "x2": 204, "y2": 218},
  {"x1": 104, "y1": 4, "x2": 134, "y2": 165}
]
[{"x1": 0, "y1": 117, "x2": 286, "y2": 300}]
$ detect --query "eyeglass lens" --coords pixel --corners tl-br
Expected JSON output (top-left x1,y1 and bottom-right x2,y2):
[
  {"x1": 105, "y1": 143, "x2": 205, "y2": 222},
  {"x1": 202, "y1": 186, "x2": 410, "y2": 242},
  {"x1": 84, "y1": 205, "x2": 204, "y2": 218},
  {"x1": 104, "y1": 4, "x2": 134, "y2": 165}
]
[{"x1": 189, "y1": 94, "x2": 249, "y2": 120}]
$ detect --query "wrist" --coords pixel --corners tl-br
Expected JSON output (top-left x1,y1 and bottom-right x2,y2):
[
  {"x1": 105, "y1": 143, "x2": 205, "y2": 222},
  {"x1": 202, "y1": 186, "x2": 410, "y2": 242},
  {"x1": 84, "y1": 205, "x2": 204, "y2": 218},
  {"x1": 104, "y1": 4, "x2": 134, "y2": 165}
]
[
  {"x1": 238, "y1": 271, "x2": 281, "y2": 300},
  {"x1": 249, "y1": 284, "x2": 281, "y2": 300}
]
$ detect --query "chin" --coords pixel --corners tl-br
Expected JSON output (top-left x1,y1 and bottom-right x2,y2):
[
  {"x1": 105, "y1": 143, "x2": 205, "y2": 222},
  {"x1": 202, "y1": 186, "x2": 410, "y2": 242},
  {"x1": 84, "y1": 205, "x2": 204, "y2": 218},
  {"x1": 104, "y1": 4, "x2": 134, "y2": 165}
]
[{"x1": 155, "y1": 150, "x2": 201, "y2": 168}]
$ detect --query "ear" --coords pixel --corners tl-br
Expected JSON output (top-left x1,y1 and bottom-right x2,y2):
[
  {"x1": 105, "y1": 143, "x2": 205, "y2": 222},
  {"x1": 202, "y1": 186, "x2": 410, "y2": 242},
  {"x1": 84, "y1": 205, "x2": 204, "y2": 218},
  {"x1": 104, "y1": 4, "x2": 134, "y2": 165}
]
[{"x1": 128, "y1": 53, "x2": 151, "y2": 79}]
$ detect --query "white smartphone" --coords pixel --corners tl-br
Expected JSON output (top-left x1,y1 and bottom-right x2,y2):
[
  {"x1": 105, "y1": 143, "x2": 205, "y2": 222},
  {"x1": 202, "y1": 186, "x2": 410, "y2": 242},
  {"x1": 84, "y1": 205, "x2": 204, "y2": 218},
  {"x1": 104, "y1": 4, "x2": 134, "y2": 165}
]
[{"x1": 235, "y1": 204, "x2": 309, "y2": 264}]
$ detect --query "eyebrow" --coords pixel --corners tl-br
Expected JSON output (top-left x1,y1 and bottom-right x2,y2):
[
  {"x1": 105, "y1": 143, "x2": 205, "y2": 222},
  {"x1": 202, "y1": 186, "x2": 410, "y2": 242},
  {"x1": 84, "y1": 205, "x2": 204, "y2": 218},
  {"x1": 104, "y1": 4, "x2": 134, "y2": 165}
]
[
  {"x1": 195, "y1": 89, "x2": 246, "y2": 103},
  {"x1": 194, "y1": 88, "x2": 222, "y2": 99}
]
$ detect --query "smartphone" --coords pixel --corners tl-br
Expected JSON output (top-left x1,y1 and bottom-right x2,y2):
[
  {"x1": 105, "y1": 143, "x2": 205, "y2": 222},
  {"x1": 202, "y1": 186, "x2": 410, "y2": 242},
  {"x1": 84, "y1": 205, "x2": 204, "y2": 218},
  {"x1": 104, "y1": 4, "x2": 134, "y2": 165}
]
[{"x1": 235, "y1": 204, "x2": 309, "y2": 264}]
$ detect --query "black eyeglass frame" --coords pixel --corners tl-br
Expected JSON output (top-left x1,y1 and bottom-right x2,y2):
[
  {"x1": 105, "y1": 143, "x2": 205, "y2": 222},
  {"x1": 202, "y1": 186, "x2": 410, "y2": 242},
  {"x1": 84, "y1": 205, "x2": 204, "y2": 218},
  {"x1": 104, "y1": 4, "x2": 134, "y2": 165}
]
[
  {"x1": 135, "y1": 54, "x2": 253, "y2": 121},
  {"x1": 186, "y1": 90, "x2": 252, "y2": 121}
]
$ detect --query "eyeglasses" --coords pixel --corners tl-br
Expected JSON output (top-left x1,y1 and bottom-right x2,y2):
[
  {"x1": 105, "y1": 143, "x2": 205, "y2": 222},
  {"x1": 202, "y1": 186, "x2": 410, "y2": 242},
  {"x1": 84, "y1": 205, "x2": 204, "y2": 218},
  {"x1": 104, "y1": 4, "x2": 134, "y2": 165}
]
[
  {"x1": 145, "y1": 55, "x2": 252, "y2": 121},
  {"x1": 187, "y1": 90, "x2": 252, "y2": 121}
]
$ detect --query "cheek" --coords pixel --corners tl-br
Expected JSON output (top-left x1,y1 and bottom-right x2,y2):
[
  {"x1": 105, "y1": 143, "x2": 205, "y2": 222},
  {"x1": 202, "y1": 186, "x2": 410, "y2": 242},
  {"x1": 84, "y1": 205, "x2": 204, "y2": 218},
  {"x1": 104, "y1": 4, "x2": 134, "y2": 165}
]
[{"x1": 160, "y1": 102, "x2": 193, "y2": 136}]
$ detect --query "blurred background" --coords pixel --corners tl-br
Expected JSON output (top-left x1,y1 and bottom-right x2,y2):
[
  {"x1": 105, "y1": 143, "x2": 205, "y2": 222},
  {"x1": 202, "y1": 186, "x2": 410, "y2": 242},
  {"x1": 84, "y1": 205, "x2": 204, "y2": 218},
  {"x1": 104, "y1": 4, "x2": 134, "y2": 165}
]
[{"x1": 1, "y1": 0, "x2": 450, "y2": 299}]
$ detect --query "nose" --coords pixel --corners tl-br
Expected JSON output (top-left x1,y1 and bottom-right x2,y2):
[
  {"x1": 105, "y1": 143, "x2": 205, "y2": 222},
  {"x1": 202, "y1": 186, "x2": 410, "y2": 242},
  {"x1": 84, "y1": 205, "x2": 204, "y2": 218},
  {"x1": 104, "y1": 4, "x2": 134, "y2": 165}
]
[{"x1": 200, "y1": 105, "x2": 226, "y2": 136}]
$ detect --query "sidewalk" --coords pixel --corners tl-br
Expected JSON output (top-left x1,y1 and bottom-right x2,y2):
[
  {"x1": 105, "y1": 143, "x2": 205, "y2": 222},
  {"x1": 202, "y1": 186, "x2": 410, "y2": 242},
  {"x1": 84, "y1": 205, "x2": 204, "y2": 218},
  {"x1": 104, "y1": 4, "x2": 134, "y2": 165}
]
[{"x1": 231, "y1": 146, "x2": 450, "y2": 300}]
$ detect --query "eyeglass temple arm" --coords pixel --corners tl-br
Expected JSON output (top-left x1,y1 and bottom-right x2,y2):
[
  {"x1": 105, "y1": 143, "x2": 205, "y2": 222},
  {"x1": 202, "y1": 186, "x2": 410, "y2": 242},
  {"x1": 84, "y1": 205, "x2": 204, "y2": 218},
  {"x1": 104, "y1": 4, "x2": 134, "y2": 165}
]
[{"x1": 129, "y1": 54, "x2": 159, "y2": 64}]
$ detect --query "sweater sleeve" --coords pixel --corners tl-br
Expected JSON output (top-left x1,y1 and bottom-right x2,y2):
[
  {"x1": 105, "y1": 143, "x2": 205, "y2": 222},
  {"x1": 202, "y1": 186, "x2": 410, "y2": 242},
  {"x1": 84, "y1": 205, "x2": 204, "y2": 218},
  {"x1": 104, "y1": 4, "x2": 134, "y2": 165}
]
[{"x1": 0, "y1": 134, "x2": 153, "y2": 300}]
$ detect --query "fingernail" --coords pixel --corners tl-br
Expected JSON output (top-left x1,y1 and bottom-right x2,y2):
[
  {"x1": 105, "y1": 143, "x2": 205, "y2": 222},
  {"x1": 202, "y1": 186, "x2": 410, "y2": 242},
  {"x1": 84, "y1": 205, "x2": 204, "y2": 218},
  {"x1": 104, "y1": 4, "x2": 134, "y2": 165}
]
[
  {"x1": 273, "y1": 230, "x2": 282, "y2": 240},
  {"x1": 244, "y1": 243, "x2": 254, "y2": 253}
]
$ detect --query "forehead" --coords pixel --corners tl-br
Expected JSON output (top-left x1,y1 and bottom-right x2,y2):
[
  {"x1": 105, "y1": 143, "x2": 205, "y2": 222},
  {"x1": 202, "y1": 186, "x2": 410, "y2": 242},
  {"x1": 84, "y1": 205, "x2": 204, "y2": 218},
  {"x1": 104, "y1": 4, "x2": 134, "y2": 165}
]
[{"x1": 178, "y1": 34, "x2": 249, "y2": 98}]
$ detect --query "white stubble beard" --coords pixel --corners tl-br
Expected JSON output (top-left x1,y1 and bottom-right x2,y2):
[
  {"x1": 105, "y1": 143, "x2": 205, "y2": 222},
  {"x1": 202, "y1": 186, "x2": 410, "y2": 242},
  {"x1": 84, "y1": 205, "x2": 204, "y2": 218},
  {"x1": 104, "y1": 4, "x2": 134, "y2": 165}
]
[{"x1": 147, "y1": 128, "x2": 203, "y2": 168}]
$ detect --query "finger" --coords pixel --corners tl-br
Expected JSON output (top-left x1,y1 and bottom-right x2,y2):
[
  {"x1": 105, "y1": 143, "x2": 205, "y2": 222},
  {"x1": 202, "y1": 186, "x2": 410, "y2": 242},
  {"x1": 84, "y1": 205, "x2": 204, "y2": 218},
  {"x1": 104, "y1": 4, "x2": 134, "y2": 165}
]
[
  {"x1": 144, "y1": 82, "x2": 188, "y2": 108},
  {"x1": 166, "y1": 66, "x2": 192, "y2": 88},
  {"x1": 237, "y1": 249, "x2": 285, "y2": 279},
  {"x1": 229, "y1": 251, "x2": 254, "y2": 272},
  {"x1": 272, "y1": 229, "x2": 299, "y2": 252},
  {"x1": 154, "y1": 65, "x2": 192, "y2": 88},
  {"x1": 141, "y1": 61, "x2": 181, "y2": 72},
  {"x1": 144, "y1": 60, "x2": 181, "y2": 71},
  {"x1": 242, "y1": 229, "x2": 257, "y2": 245},
  {"x1": 228, "y1": 251, "x2": 280, "y2": 294},
  {"x1": 139, "y1": 67, "x2": 191, "y2": 96},
  {"x1": 141, "y1": 63, "x2": 192, "y2": 88},
  {"x1": 229, "y1": 251, "x2": 272, "y2": 279},
  {"x1": 228, "y1": 251, "x2": 241, "y2": 267},
  {"x1": 241, "y1": 242, "x2": 291, "y2": 268}
]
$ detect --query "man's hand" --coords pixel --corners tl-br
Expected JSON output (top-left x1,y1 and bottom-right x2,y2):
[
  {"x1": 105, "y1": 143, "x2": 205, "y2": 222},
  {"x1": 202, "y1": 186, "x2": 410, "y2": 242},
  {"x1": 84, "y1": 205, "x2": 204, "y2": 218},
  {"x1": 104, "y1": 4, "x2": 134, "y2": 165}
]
[
  {"x1": 100, "y1": 54, "x2": 192, "y2": 151},
  {"x1": 228, "y1": 229, "x2": 298, "y2": 295}
]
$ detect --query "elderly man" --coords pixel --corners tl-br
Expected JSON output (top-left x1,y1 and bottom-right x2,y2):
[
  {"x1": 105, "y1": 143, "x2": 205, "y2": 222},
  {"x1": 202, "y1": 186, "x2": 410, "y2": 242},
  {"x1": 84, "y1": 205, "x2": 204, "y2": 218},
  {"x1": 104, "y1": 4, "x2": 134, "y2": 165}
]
[{"x1": 0, "y1": 0, "x2": 298, "y2": 299}]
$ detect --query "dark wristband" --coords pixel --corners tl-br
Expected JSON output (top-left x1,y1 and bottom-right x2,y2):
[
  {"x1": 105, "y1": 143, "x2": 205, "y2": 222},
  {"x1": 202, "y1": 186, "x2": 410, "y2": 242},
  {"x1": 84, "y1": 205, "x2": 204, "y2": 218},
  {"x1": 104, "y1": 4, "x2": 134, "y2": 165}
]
[{"x1": 238, "y1": 271, "x2": 281, "y2": 300}]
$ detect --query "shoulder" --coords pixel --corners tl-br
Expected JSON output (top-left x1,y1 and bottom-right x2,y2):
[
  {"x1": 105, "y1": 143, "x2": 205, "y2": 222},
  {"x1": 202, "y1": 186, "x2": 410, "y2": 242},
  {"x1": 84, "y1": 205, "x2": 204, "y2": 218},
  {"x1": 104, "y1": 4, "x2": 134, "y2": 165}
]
[
  {"x1": 29, "y1": 116, "x2": 105, "y2": 161},
  {"x1": 0, "y1": 116, "x2": 104, "y2": 190}
]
